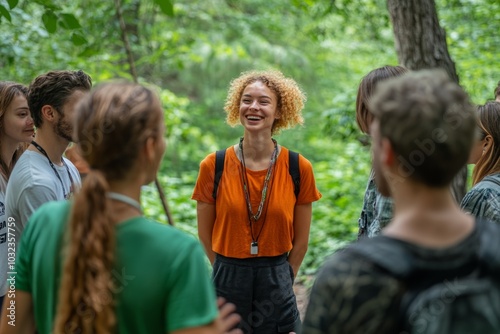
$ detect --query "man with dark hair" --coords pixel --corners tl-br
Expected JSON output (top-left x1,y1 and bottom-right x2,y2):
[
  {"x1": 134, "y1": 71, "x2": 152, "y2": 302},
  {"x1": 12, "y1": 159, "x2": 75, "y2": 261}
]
[
  {"x1": 302, "y1": 70, "x2": 500, "y2": 334},
  {"x1": 5, "y1": 70, "x2": 92, "y2": 240}
]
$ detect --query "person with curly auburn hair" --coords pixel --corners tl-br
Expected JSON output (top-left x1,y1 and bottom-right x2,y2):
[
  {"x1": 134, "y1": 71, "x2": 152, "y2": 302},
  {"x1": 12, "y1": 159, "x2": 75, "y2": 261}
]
[
  {"x1": 192, "y1": 70, "x2": 321, "y2": 333},
  {"x1": 0, "y1": 82, "x2": 243, "y2": 334},
  {"x1": 355, "y1": 65, "x2": 409, "y2": 239},
  {"x1": 0, "y1": 81, "x2": 34, "y2": 310},
  {"x1": 461, "y1": 101, "x2": 500, "y2": 224}
]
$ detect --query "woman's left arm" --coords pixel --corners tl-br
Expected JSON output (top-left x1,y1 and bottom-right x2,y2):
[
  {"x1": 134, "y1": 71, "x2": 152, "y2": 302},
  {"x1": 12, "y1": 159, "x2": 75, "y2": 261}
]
[{"x1": 287, "y1": 203, "x2": 312, "y2": 278}]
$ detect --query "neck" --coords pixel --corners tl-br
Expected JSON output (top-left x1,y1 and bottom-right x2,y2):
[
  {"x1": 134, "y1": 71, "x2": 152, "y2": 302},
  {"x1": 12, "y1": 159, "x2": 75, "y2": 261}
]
[
  {"x1": 30, "y1": 128, "x2": 70, "y2": 166},
  {"x1": 241, "y1": 131, "x2": 275, "y2": 161},
  {"x1": 0, "y1": 135, "x2": 20, "y2": 175},
  {"x1": 383, "y1": 182, "x2": 474, "y2": 247},
  {"x1": 107, "y1": 177, "x2": 143, "y2": 223}
]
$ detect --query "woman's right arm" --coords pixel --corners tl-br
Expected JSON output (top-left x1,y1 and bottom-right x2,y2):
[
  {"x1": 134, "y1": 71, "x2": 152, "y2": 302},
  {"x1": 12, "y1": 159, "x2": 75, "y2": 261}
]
[{"x1": 197, "y1": 201, "x2": 216, "y2": 265}]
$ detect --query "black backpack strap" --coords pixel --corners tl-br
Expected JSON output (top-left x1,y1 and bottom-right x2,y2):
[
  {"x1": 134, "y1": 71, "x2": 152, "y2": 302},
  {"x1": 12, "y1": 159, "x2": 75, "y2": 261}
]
[
  {"x1": 212, "y1": 149, "x2": 226, "y2": 200},
  {"x1": 288, "y1": 150, "x2": 300, "y2": 198}
]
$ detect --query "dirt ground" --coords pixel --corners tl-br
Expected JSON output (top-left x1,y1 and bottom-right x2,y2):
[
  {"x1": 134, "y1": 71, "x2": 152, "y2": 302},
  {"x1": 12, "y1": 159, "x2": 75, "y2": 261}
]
[
  {"x1": 294, "y1": 283, "x2": 309, "y2": 319},
  {"x1": 293, "y1": 275, "x2": 314, "y2": 320}
]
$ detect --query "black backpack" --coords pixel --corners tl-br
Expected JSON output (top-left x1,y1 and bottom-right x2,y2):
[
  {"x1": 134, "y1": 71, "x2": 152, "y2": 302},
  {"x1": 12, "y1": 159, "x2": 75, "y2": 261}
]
[
  {"x1": 212, "y1": 149, "x2": 300, "y2": 200},
  {"x1": 349, "y1": 220, "x2": 500, "y2": 334}
]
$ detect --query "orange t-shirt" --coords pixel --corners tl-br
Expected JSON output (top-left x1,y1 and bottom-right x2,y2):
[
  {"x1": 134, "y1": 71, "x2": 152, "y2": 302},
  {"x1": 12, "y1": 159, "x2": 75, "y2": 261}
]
[{"x1": 192, "y1": 146, "x2": 322, "y2": 258}]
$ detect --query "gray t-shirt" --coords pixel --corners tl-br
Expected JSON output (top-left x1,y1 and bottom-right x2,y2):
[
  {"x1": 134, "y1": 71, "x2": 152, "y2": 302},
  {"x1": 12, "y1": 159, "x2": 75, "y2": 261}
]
[{"x1": 5, "y1": 150, "x2": 81, "y2": 244}]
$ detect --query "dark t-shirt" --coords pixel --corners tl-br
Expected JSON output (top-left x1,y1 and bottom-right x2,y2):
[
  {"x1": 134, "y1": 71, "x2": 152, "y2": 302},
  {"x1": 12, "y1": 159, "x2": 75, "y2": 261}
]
[{"x1": 302, "y1": 219, "x2": 500, "y2": 334}]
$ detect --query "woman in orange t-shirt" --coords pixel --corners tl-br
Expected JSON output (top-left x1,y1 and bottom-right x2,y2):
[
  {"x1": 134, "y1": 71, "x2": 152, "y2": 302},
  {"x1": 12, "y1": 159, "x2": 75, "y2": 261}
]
[{"x1": 192, "y1": 70, "x2": 321, "y2": 334}]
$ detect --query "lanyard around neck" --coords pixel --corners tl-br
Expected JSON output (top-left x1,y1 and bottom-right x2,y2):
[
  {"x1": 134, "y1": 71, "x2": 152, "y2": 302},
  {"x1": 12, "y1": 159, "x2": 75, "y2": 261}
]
[
  {"x1": 31, "y1": 141, "x2": 74, "y2": 199},
  {"x1": 239, "y1": 137, "x2": 278, "y2": 242}
]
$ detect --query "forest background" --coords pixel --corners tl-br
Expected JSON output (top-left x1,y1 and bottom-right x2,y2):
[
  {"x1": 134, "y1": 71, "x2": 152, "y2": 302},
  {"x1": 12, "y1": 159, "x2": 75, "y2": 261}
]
[{"x1": 1, "y1": 0, "x2": 499, "y2": 282}]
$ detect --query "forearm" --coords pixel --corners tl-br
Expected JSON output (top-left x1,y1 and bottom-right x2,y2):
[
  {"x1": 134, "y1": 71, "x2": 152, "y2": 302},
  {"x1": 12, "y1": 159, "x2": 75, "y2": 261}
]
[
  {"x1": 287, "y1": 242, "x2": 308, "y2": 278},
  {"x1": 196, "y1": 202, "x2": 217, "y2": 265},
  {"x1": 199, "y1": 234, "x2": 216, "y2": 265}
]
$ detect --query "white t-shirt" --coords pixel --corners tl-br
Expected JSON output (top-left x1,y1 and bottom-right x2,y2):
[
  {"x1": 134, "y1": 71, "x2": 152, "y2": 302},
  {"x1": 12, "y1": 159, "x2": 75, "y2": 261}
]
[{"x1": 5, "y1": 150, "x2": 81, "y2": 245}]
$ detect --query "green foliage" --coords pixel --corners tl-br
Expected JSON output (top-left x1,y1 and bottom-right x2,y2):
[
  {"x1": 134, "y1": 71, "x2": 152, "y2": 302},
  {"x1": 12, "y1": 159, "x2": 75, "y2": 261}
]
[
  {"x1": 1, "y1": 0, "x2": 498, "y2": 278},
  {"x1": 153, "y1": 0, "x2": 173, "y2": 16}
]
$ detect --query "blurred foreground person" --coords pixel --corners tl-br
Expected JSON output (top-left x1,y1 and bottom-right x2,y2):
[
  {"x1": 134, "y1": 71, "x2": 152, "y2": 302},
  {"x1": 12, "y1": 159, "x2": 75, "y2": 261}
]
[
  {"x1": 0, "y1": 82, "x2": 242, "y2": 334},
  {"x1": 302, "y1": 70, "x2": 500, "y2": 334}
]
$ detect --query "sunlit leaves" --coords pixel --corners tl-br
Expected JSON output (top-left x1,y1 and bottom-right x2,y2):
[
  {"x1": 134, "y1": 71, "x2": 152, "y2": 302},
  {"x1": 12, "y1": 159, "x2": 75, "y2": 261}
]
[
  {"x1": 71, "y1": 32, "x2": 87, "y2": 45},
  {"x1": 59, "y1": 13, "x2": 81, "y2": 29},
  {"x1": 7, "y1": 0, "x2": 18, "y2": 10},
  {"x1": 154, "y1": 0, "x2": 174, "y2": 16},
  {"x1": 41, "y1": 10, "x2": 57, "y2": 33}
]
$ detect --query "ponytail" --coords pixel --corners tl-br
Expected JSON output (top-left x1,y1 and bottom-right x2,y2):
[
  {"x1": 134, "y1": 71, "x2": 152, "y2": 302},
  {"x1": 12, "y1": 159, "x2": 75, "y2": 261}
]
[{"x1": 54, "y1": 170, "x2": 116, "y2": 334}]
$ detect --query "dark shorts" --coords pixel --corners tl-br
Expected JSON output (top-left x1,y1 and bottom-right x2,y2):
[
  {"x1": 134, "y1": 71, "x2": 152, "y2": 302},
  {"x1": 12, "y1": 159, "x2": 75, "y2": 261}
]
[{"x1": 213, "y1": 253, "x2": 300, "y2": 334}]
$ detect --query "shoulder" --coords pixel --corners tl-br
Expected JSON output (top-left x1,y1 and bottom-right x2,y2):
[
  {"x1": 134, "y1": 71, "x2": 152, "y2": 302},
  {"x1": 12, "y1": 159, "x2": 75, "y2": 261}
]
[
  {"x1": 29, "y1": 201, "x2": 71, "y2": 222},
  {"x1": 461, "y1": 177, "x2": 500, "y2": 211},
  {"x1": 280, "y1": 146, "x2": 314, "y2": 172},
  {"x1": 121, "y1": 218, "x2": 201, "y2": 252},
  {"x1": 305, "y1": 241, "x2": 403, "y2": 333},
  {"x1": 21, "y1": 201, "x2": 70, "y2": 239},
  {"x1": 9, "y1": 151, "x2": 52, "y2": 187}
]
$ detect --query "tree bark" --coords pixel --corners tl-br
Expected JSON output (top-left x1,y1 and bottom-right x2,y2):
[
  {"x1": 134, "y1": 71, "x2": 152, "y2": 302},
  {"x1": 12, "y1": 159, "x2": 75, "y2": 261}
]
[
  {"x1": 387, "y1": 0, "x2": 467, "y2": 202},
  {"x1": 114, "y1": 0, "x2": 175, "y2": 226}
]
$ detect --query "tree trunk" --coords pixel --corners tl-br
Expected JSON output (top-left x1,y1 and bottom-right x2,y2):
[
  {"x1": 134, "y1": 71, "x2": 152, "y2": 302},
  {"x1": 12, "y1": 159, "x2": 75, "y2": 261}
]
[{"x1": 387, "y1": 0, "x2": 467, "y2": 202}]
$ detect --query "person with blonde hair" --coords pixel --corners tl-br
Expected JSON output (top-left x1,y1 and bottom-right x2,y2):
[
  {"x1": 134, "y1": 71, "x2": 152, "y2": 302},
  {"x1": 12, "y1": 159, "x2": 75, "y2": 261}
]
[
  {"x1": 193, "y1": 70, "x2": 321, "y2": 333},
  {"x1": 461, "y1": 101, "x2": 500, "y2": 224},
  {"x1": 0, "y1": 81, "x2": 34, "y2": 310},
  {"x1": 0, "y1": 82, "x2": 242, "y2": 334}
]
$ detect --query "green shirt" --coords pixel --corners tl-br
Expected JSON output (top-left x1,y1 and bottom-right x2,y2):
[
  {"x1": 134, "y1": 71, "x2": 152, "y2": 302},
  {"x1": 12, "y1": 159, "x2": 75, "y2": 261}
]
[{"x1": 15, "y1": 201, "x2": 218, "y2": 333}]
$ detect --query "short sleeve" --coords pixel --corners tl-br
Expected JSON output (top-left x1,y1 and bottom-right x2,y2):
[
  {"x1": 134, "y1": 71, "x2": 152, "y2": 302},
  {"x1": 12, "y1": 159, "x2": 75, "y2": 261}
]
[
  {"x1": 165, "y1": 240, "x2": 218, "y2": 332},
  {"x1": 192, "y1": 153, "x2": 216, "y2": 204},
  {"x1": 461, "y1": 188, "x2": 500, "y2": 224},
  {"x1": 296, "y1": 155, "x2": 322, "y2": 205},
  {"x1": 17, "y1": 185, "x2": 58, "y2": 234}
]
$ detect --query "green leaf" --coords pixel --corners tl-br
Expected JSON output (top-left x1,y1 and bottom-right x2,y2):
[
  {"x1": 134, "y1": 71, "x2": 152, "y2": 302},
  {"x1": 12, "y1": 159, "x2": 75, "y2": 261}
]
[
  {"x1": 0, "y1": 5, "x2": 12, "y2": 22},
  {"x1": 42, "y1": 10, "x2": 57, "y2": 33},
  {"x1": 59, "y1": 13, "x2": 81, "y2": 30},
  {"x1": 71, "y1": 32, "x2": 87, "y2": 46},
  {"x1": 154, "y1": 0, "x2": 174, "y2": 17},
  {"x1": 7, "y1": 0, "x2": 19, "y2": 10}
]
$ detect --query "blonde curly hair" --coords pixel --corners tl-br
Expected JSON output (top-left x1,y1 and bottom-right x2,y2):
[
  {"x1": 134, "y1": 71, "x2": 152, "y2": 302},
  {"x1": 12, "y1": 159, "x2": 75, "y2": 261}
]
[{"x1": 224, "y1": 70, "x2": 306, "y2": 135}]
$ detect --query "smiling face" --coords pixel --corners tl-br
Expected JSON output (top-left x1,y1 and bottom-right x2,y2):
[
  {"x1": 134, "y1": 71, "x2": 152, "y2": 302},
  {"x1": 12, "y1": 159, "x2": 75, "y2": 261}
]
[
  {"x1": 2, "y1": 94, "x2": 35, "y2": 144},
  {"x1": 239, "y1": 81, "x2": 279, "y2": 135}
]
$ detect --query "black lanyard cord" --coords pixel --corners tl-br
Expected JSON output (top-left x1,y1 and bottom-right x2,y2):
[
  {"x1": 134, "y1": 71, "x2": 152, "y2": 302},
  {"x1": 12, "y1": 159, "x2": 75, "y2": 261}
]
[{"x1": 31, "y1": 141, "x2": 74, "y2": 199}]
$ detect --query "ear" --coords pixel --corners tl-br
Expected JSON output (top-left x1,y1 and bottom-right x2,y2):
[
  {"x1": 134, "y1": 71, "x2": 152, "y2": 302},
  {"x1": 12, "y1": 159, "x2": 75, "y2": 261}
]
[
  {"x1": 380, "y1": 138, "x2": 395, "y2": 168},
  {"x1": 274, "y1": 107, "x2": 281, "y2": 119},
  {"x1": 483, "y1": 134, "x2": 493, "y2": 152},
  {"x1": 143, "y1": 136, "x2": 156, "y2": 163},
  {"x1": 41, "y1": 105, "x2": 57, "y2": 123}
]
